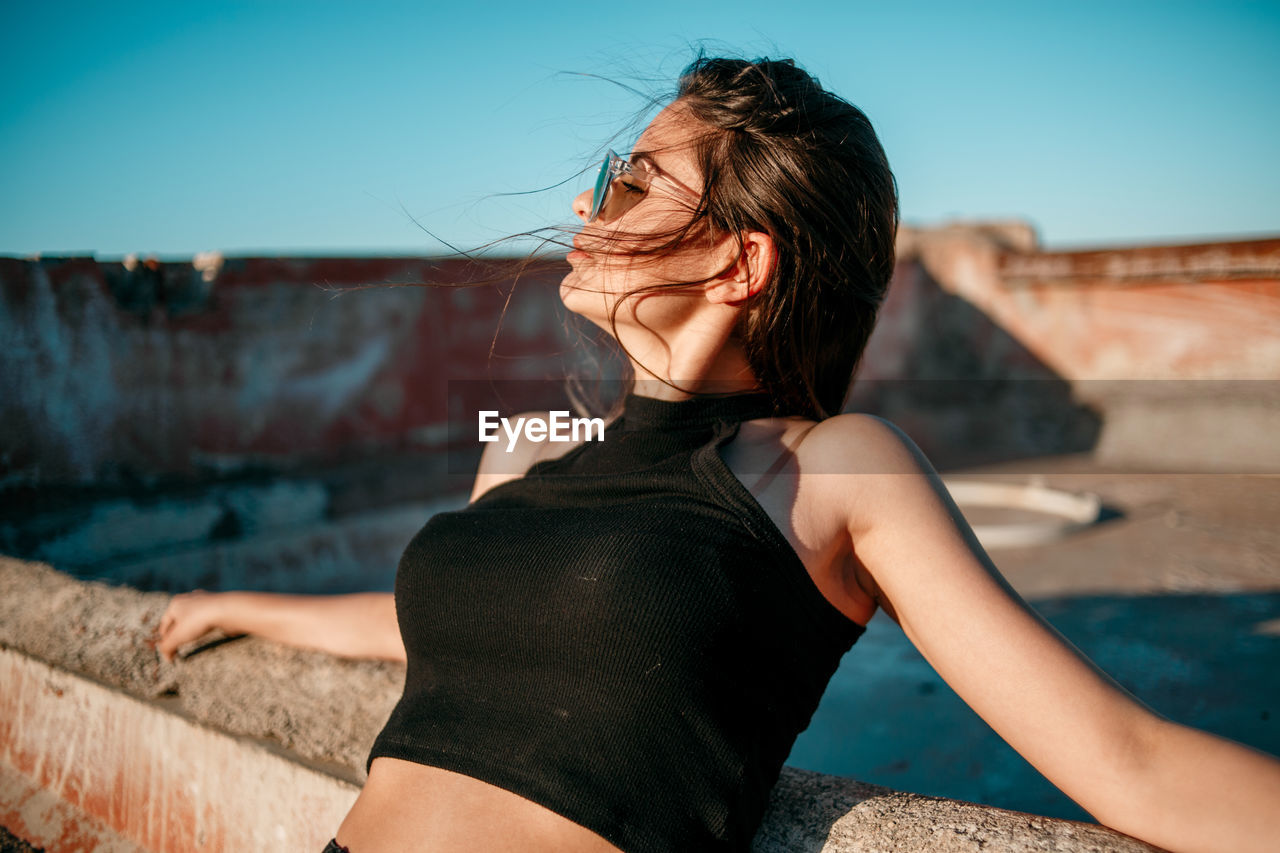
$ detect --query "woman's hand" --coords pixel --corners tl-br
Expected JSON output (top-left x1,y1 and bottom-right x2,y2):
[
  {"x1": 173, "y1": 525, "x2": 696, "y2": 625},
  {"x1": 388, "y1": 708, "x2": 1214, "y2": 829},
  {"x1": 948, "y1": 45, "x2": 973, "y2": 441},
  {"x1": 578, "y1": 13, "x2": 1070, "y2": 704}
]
[
  {"x1": 153, "y1": 590, "x2": 404, "y2": 663},
  {"x1": 156, "y1": 590, "x2": 233, "y2": 661}
]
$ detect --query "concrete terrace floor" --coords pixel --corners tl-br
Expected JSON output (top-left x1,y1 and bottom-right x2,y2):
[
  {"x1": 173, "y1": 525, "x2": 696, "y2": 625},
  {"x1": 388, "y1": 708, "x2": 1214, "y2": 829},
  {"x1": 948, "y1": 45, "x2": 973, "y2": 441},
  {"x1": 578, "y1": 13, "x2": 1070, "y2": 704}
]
[{"x1": 788, "y1": 453, "x2": 1280, "y2": 822}]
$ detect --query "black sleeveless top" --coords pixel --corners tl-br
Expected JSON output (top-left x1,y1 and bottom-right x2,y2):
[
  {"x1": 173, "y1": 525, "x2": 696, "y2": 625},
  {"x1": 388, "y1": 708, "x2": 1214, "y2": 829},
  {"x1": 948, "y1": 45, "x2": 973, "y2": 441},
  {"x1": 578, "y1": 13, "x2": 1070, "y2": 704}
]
[{"x1": 368, "y1": 392, "x2": 865, "y2": 852}]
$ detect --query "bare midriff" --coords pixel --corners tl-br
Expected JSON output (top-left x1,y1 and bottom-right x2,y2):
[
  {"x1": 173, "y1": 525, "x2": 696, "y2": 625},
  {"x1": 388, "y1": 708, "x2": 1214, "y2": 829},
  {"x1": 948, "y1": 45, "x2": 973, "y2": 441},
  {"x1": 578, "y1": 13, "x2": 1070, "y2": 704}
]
[{"x1": 334, "y1": 757, "x2": 624, "y2": 853}]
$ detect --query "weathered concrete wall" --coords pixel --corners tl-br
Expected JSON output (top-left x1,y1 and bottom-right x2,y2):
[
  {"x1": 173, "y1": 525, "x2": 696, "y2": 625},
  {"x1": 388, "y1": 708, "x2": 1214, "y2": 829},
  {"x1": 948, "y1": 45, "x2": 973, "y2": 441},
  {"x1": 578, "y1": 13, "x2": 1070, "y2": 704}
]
[
  {"x1": 1, "y1": 650, "x2": 360, "y2": 852},
  {"x1": 2, "y1": 761, "x2": 144, "y2": 852},
  {"x1": 896, "y1": 228, "x2": 1280, "y2": 471},
  {"x1": 0, "y1": 241, "x2": 1099, "y2": 498},
  {"x1": 0, "y1": 255, "x2": 571, "y2": 490},
  {"x1": 852, "y1": 252, "x2": 1101, "y2": 470},
  {"x1": 4, "y1": 233, "x2": 1276, "y2": 494},
  {"x1": 0, "y1": 557, "x2": 1165, "y2": 853},
  {"x1": 0, "y1": 254, "x2": 573, "y2": 592},
  {"x1": 898, "y1": 228, "x2": 1280, "y2": 381},
  {"x1": 993, "y1": 237, "x2": 1280, "y2": 379}
]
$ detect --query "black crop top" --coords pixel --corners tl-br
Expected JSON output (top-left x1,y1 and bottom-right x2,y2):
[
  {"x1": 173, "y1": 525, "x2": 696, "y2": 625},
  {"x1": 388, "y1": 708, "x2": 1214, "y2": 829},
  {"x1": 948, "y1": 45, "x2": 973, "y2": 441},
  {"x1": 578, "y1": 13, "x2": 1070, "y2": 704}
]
[{"x1": 368, "y1": 392, "x2": 865, "y2": 852}]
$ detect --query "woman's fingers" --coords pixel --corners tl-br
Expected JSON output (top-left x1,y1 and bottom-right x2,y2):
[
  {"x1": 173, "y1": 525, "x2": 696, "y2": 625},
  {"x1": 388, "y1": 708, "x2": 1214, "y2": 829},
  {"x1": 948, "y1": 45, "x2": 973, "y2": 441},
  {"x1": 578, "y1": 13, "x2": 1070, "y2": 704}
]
[{"x1": 155, "y1": 591, "x2": 216, "y2": 661}]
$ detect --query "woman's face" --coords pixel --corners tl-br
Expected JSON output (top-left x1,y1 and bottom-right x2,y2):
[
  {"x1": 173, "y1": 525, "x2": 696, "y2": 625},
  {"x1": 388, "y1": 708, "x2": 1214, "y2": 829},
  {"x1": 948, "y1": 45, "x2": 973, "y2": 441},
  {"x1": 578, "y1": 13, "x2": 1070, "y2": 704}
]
[{"x1": 561, "y1": 103, "x2": 722, "y2": 336}]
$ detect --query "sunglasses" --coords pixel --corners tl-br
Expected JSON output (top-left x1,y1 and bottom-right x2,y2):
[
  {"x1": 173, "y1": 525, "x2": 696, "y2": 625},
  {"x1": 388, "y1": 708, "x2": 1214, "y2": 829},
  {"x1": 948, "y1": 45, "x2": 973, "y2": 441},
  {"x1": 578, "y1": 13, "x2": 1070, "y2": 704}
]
[{"x1": 587, "y1": 149, "x2": 701, "y2": 223}]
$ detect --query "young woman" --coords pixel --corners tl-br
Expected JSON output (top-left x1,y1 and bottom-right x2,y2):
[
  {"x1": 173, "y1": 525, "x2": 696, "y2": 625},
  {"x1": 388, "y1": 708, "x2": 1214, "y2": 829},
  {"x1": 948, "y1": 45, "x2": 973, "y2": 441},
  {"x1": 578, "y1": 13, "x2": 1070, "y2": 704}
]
[{"x1": 156, "y1": 56, "x2": 1280, "y2": 853}]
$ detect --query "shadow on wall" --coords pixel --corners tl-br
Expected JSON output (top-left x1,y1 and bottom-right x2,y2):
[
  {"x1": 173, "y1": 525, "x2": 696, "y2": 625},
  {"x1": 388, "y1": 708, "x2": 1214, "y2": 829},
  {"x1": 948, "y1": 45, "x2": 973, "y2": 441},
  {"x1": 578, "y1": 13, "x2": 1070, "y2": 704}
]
[
  {"x1": 790, "y1": 590, "x2": 1280, "y2": 822},
  {"x1": 851, "y1": 256, "x2": 1103, "y2": 471}
]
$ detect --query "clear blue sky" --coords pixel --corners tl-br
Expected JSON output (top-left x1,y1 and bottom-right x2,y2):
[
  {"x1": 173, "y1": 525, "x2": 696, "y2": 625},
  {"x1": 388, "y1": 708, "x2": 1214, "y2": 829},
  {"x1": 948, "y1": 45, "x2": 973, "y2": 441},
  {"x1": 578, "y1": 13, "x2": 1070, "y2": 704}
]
[{"x1": 2, "y1": 0, "x2": 1277, "y2": 257}]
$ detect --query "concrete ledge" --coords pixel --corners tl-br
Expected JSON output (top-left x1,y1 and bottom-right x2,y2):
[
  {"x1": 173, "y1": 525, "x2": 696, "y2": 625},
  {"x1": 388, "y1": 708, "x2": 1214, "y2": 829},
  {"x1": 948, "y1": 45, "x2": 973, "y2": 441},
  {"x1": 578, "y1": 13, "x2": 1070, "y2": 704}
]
[
  {"x1": 0, "y1": 558, "x2": 1164, "y2": 852},
  {"x1": 758, "y1": 767, "x2": 1160, "y2": 852},
  {"x1": 0, "y1": 650, "x2": 357, "y2": 851},
  {"x1": 0, "y1": 557, "x2": 401, "y2": 776}
]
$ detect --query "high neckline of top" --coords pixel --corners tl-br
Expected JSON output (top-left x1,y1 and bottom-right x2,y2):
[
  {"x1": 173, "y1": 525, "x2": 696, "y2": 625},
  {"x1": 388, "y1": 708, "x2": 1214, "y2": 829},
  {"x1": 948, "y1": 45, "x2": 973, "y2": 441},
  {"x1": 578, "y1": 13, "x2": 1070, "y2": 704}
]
[{"x1": 620, "y1": 390, "x2": 777, "y2": 431}]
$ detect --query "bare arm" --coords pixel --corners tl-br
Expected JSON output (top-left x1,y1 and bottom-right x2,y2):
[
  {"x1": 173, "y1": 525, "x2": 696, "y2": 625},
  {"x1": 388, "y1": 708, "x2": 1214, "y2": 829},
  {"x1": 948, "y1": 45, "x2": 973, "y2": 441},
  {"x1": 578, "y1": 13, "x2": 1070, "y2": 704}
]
[
  {"x1": 154, "y1": 417, "x2": 557, "y2": 664},
  {"x1": 817, "y1": 414, "x2": 1280, "y2": 853},
  {"x1": 156, "y1": 590, "x2": 403, "y2": 662},
  {"x1": 156, "y1": 410, "x2": 589, "y2": 664}
]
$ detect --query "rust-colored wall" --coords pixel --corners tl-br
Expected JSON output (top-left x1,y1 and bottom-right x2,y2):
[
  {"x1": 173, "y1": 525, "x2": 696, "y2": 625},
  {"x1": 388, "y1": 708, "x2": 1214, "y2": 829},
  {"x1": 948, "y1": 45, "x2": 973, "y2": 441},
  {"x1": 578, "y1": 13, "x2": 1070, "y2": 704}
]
[
  {"x1": 891, "y1": 230, "x2": 1280, "y2": 472},
  {"x1": 969, "y1": 236, "x2": 1280, "y2": 381},
  {"x1": 0, "y1": 245, "x2": 1081, "y2": 496},
  {"x1": 4, "y1": 231, "x2": 1276, "y2": 495},
  {"x1": 0, "y1": 256, "x2": 573, "y2": 489}
]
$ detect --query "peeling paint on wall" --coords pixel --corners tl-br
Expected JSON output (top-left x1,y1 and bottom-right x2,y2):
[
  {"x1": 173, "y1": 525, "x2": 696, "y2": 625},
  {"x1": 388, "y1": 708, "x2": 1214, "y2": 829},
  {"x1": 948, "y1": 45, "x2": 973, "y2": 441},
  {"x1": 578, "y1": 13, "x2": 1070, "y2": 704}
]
[{"x1": 0, "y1": 257, "x2": 573, "y2": 488}]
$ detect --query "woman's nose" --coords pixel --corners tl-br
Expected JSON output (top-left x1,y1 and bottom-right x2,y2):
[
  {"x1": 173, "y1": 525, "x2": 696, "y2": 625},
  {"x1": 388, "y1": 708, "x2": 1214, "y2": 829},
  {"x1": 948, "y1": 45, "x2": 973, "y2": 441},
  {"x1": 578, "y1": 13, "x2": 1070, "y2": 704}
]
[{"x1": 572, "y1": 188, "x2": 593, "y2": 223}]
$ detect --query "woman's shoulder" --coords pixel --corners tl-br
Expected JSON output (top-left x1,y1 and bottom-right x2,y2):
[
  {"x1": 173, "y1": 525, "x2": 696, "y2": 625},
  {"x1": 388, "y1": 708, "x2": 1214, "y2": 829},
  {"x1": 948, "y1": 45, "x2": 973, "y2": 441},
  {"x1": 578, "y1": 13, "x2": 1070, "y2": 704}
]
[
  {"x1": 787, "y1": 412, "x2": 936, "y2": 540},
  {"x1": 725, "y1": 411, "x2": 922, "y2": 624},
  {"x1": 795, "y1": 412, "x2": 927, "y2": 475},
  {"x1": 732, "y1": 411, "x2": 925, "y2": 500}
]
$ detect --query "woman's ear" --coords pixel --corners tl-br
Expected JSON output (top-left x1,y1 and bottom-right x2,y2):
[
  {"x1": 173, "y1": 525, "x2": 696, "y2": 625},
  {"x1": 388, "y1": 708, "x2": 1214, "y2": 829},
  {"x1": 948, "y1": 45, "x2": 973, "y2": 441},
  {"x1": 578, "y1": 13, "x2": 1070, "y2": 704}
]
[{"x1": 706, "y1": 231, "x2": 777, "y2": 305}]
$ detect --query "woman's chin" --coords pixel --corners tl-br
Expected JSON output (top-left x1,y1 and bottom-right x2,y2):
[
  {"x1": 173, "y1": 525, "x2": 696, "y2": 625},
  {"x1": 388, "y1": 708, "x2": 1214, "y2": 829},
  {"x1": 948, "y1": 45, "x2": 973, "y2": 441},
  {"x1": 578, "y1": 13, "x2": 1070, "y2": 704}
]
[
  {"x1": 558, "y1": 276, "x2": 587, "y2": 314},
  {"x1": 560, "y1": 275, "x2": 603, "y2": 318},
  {"x1": 560, "y1": 291, "x2": 621, "y2": 341}
]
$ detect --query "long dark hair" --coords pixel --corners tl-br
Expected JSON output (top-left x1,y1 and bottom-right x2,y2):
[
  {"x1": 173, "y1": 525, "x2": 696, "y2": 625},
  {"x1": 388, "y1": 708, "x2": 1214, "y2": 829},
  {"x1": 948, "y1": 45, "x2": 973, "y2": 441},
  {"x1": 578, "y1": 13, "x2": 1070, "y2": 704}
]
[{"x1": 578, "y1": 56, "x2": 899, "y2": 421}]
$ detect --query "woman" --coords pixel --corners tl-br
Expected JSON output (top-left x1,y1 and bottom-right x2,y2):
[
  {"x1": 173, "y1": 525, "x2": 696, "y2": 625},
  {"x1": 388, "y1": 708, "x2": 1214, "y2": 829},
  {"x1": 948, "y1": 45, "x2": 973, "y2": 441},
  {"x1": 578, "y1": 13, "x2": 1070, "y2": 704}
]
[{"x1": 157, "y1": 57, "x2": 1280, "y2": 853}]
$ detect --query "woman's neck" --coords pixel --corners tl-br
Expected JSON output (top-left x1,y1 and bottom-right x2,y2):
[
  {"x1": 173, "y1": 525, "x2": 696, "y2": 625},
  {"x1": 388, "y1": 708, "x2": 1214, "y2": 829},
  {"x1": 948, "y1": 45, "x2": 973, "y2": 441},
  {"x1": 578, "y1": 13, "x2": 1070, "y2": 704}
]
[
  {"x1": 624, "y1": 328, "x2": 761, "y2": 401},
  {"x1": 585, "y1": 292, "x2": 762, "y2": 401}
]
